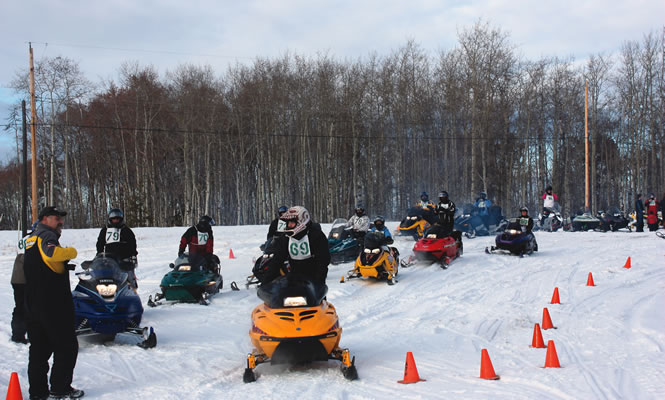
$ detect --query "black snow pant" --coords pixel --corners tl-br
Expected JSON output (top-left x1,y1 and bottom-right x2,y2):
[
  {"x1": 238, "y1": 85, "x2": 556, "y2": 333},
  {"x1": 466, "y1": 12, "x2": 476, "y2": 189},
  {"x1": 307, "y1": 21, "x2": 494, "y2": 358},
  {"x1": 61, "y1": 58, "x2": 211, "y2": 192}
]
[
  {"x1": 11, "y1": 284, "x2": 27, "y2": 342},
  {"x1": 648, "y1": 223, "x2": 658, "y2": 232},
  {"x1": 27, "y1": 315, "x2": 79, "y2": 397}
]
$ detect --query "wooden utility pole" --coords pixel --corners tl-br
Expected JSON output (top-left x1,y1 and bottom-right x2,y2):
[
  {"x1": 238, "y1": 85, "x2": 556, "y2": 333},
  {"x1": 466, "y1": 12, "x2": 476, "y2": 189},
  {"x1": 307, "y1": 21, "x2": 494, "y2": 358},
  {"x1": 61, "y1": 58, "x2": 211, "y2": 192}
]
[
  {"x1": 21, "y1": 101, "x2": 28, "y2": 236},
  {"x1": 584, "y1": 79, "x2": 589, "y2": 213},
  {"x1": 29, "y1": 43, "x2": 38, "y2": 221}
]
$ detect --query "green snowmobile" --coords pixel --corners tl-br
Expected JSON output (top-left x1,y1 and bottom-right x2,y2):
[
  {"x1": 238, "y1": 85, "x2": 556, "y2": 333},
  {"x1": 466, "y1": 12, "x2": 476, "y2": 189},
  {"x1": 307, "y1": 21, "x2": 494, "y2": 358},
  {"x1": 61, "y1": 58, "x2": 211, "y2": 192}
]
[{"x1": 148, "y1": 253, "x2": 224, "y2": 306}]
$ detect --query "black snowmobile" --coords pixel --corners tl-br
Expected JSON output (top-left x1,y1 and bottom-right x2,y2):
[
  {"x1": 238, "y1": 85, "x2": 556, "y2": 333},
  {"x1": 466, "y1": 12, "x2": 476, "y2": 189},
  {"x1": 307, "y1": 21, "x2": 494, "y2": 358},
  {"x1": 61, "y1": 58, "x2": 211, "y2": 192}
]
[
  {"x1": 571, "y1": 210, "x2": 601, "y2": 231},
  {"x1": 486, "y1": 219, "x2": 538, "y2": 256},
  {"x1": 596, "y1": 208, "x2": 630, "y2": 232},
  {"x1": 454, "y1": 204, "x2": 489, "y2": 238}
]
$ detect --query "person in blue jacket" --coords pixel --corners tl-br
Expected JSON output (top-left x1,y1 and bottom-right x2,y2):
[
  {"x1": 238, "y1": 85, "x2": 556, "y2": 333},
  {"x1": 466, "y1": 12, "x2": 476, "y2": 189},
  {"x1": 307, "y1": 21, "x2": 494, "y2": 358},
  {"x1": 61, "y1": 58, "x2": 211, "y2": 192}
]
[{"x1": 474, "y1": 192, "x2": 492, "y2": 230}]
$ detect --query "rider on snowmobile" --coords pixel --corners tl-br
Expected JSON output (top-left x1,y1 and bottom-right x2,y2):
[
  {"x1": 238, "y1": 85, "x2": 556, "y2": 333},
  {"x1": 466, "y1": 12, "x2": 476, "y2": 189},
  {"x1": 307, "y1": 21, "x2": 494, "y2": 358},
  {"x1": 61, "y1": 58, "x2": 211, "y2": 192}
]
[
  {"x1": 95, "y1": 208, "x2": 138, "y2": 288},
  {"x1": 417, "y1": 192, "x2": 436, "y2": 212},
  {"x1": 346, "y1": 206, "x2": 370, "y2": 239},
  {"x1": 474, "y1": 192, "x2": 492, "y2": 230},
  {"x1": 369, "y1": 215, "x2": 394, "y2": 252},
  {"x1": 518, "y1": 206, "x2": 535, "y2": 233},
  {"x1": 541, "y1": 185, "x2": 559, "y2": 225},
  {"x1": 257, "y1": 206, "x2": 330, "y2": 286},
  {"x1": 435, "y1": 191, "x2": 456, "y2": 231},
  {"x1": 267, "y1": 205, "x2": 289, "y2": 241},
  {"x1": 178, "y1": 215, "x2": 218, "y2": 270}
]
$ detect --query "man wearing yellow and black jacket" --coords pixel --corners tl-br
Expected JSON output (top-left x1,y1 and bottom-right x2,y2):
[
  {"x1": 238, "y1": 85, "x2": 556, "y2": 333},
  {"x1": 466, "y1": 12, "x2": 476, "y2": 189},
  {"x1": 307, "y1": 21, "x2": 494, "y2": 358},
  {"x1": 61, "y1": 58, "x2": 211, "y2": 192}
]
[{"x1": 24, "y1": 206, "x2": 84, "y2": 400}]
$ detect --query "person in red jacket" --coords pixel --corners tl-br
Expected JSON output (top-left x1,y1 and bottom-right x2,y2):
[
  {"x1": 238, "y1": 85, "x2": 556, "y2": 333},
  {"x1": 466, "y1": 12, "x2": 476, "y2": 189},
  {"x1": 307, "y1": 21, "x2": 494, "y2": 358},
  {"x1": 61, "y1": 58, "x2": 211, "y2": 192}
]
[
  {"x1": 178, "y1": 216, "x2": 216, "y2": 269},
  {"x1": 645, "y1": 193, "x2": 659, "y2": 231},
  {"x1": 541, "y1": 185, "x2": 559, "y2": 225}
]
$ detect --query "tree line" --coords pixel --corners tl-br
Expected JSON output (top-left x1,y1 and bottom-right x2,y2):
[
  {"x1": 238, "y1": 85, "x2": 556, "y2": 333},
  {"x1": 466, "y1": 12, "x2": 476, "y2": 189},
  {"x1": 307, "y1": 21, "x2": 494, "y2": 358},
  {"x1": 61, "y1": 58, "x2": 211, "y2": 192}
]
[{"x1": 1, "y1": 21, "x2": 663, "y2": 230}]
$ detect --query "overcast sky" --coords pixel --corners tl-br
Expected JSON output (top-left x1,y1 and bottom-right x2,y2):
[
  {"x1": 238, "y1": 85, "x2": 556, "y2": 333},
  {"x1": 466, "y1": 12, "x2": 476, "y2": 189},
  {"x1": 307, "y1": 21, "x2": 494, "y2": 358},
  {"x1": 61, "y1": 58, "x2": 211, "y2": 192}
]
[{"x1": 1, "y1": 0, "x2": 663, "y2": 162}]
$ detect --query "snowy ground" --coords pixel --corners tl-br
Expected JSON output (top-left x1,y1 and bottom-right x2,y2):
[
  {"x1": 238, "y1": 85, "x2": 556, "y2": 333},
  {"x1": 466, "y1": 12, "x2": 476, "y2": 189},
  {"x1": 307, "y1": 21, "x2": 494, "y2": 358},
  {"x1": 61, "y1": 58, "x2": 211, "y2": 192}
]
[{"x1": 1, "y1": 222, "x2": 664, "y2": 399}]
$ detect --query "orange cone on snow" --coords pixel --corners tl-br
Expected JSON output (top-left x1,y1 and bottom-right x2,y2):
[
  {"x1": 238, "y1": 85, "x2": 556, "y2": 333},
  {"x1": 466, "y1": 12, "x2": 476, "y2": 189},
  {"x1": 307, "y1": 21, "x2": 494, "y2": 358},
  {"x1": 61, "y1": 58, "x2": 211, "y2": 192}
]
[
  {"x1": 586, "y1": 272, "x2": 595, "y2": 286},
  {"x1": 531, "y1": 323, "x2": 546, "y2": 348},
  {"x1": 397, "y1": 352, "x2": 426, "y2": 384},
  {"x1": 229, "y1": 249, "x2": 236, "y2": 259},
  {"x1": 542, "y1": 307, "x2": 555, "y2": 330},
  {"x1": 550, "y1": 287, "x2": 561, "y2": 304},
  {"x1": 6, "y1": 372, "x2": 23, "y2": 400},
  {"x1": 479, "y1": 349, "x2": 500, "y2": 380},
  {"x1": 544, "y1": 340, "x2": 561, "y2": 368},
  {"x1": 623, "y1": 257, "x2": 631, "y2": 269},
  {"x1": 340, "y1": 276, "x2": 345, "y2": 283}
]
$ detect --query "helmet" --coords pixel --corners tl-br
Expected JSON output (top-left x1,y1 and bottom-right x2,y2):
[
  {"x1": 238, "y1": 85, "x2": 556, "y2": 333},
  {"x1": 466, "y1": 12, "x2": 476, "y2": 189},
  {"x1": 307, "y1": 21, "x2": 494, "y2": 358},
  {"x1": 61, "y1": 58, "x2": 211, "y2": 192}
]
[
  {"x1": 420, "y1": 192, "x2": 429, "y2": 202},
  {"x1": 546, "y1": 185, "x2": 552, "y2": 192},
  {"x1": 373, "y1": 216, "x2": 385, "y2": 230},
  {"x1": 649, "y1": 193, "x2": 655, "y2": 199},
  {"x1": 439, "y1": 191, "x2": 449, "y2": 201},
  {"x1": 196, "y1": 215, "x2": 215, "y2": 232},
  {"x1": 480, "y1": 192, "x2": 487, "y2": 200},
  {"x1": 520, "y1": 206, "x2": 529, "y2": 214},
  {"x1": 355, "y1": 206, "x2": 365, "y2": 217},
  {"x1": 277, "y1": 205, "x2": 288, "y2": 216},
  {"x1": 280, "y1": 206, "x2": 311, "y2": 237},
  {"x1": 108, "y1": 208, "x2": 124, "y2": 227}
]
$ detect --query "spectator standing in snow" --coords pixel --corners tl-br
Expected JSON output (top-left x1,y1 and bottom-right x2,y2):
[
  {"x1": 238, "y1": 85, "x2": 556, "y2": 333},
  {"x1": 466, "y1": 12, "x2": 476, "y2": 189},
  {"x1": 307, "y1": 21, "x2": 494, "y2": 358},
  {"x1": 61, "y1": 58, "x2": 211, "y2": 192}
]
[
  {"x1": 541, "y1": 185, "x2": 558, "y2": 225},
  {"x1": 635, "y1": 193, "x2": 644, "y2": 232},
  {"x1": 645, "y1": 194, "x2": 659, "y2": 232}
]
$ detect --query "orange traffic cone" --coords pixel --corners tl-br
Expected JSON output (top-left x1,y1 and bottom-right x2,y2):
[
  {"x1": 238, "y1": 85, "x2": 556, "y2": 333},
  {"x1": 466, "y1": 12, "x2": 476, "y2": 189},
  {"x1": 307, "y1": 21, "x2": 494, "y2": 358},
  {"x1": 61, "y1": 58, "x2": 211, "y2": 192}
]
[
  {"x1": 229, "y1": 249, "x2": 236, "y2": 259},
  {"x1": 479, "y1": 349, "x2": 500, "y2": 380},
  {"x1": 6, "y1": 372, "x2": 23, "y2": 400},
  {"x1": 550, "y1": 287, "x2": 560, "y2": 304},
  {"x1": 623, "y1": 257, "x2": 631, "y2": 269},
  {"x1": 531, "y1": 323, "x2": 546, "y2": 348},
  {"x1": 397, "y1": 352, "x2": 426, "y2": 383},
  {"x1": 340, "y1": 276, "x2": 345, "y2": 283},
  {"x1": 544, "y1": 340, "x2": 561, "y2": 368},
  {"x1": 586, "y1": 272, "x2": 595, "y2": 286},
  {"x1": 542, "y1": 307, "x2": 555, "y2": 330}
]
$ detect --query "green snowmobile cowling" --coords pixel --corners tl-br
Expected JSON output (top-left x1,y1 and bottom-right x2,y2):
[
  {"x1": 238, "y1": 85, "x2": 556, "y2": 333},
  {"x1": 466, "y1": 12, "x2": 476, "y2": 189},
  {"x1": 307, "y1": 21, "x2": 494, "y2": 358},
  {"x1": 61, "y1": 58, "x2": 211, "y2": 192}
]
[{"x1": 153, "y1": 253, "x2": 223, "y2": 305}]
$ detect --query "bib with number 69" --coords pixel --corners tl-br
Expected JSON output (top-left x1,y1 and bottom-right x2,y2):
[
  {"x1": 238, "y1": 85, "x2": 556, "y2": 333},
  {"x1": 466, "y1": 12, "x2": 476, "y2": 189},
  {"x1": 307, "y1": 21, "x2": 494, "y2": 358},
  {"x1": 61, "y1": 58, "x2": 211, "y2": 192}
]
[{"x1": 288, "y1": 235, "x2": 312, "y2": 260}]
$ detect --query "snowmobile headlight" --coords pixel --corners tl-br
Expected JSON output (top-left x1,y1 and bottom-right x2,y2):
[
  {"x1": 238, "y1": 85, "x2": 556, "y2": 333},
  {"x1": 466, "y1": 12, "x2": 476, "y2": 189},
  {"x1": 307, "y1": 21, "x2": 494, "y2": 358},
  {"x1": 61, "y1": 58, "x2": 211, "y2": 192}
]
[
  {"x1": 364, "y1": 248, "x2": 372, "y2": 254},
  {"x1": 410, "y1": 216, "x2": 418, "y2": 221},
  {"x1": 331, "y1": 232, "x2": 339, "y2": 239},
  {"x1": 507, "y1": 229, "x2": 520, "y2": 235},
  {"x1": 78, "y1": 273, "x2": 92, "y2": 281},
  {"x1": 96, "y1": 284, "x2": 117, "y2": 297},
  {"x1": 371, "y1": 248, "x2": 381, "y2": 254},
  {"x1": 427, "y1": 234, "x2": 437, "y2": 238},
  {"x1": 207, "y1": 281, "x2": 216, "y2": 286},
  {"x1": 178, "y1": 265, "x2": 191, "y2": 271},
  {"x1": 283, "y1": 296, "x2": 307, "y2": 307}
]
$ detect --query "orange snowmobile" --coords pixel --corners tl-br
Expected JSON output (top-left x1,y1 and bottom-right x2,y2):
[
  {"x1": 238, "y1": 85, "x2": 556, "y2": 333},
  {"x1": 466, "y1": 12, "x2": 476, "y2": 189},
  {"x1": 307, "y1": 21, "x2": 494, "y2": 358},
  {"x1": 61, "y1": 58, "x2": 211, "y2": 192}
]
[{"x1": 243, "y1": 274, "x2": 358, "y2": 382}]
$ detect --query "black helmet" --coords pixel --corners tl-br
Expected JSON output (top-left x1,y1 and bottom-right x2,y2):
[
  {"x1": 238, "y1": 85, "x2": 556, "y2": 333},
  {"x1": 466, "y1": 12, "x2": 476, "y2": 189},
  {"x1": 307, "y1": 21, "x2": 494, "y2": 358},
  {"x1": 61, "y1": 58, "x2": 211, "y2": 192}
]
[
  {"x1": 196, "y1": 215, "x2": 214, "y2": 232},
  {"x1": 355, "y1": 206, "x2": 365, "y2": 217},
  {"x1": 649, "y1": 193, "x2": 655, "y2": 199},
  {"x1": 277, "y1": 205, "x2": 288, "y2": 216},
  {"x1": 480, "y1": 192, "x2": 487, "y2": 200},
  {"x1": 373, "y1": 215, "x2": 385, "y2": 230},
  {"x1": 520, "y1": 206, "x2": 529, "y2": 214},
  {"x1": 108, "y1": 208, "x2": 124, "y2": 227},
  {"x1": 546, "y1": 185, "x2": 552, "y2": 192},
  {"x1": 420, "y1": 192, "x2": 429, "y2": 202},
  {"x1": 439, "y1": 191, "x2": 449, "y2": 201}
]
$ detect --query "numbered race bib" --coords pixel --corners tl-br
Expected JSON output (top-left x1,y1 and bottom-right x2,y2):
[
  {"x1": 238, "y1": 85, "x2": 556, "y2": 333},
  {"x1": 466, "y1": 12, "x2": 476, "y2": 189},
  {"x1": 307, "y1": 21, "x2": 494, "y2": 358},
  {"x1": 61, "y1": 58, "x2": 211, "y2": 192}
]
[
  {"x1": 106, "y1": 228, "x2": 121, "y2": 244},
  {"x1": 519, "y1": 217, "x2": 530, "y2": 226},
  {"x1": 288, "y1": 235, "x2": 312, "y2": 260},
  {"x1": 197, "y1": 232, "x2": 209, "y2": 245},
  {"x1": 277, "y1": 220, "x2": 287, "y2": 232},
  {"x1": 17, "y1": 235, "x2": 30, "y2": 253}
]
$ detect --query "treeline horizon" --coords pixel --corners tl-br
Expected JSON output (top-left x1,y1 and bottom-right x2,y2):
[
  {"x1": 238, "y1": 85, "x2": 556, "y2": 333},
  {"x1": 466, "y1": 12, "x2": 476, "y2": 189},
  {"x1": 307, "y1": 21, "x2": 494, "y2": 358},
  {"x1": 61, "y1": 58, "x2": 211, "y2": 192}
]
[{"x1": 1, "y1": 21, "x2": 663, "y2": 230}]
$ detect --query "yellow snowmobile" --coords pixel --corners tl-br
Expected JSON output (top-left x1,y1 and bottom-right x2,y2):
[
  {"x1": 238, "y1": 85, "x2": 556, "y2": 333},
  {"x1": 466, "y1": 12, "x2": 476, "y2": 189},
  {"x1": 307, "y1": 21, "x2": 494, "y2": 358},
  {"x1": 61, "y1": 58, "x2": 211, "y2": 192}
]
[
  {"x1": 243, "y1": 274, "x2": 358, "y2": 382},
  {"x1": 346, "y1": 231, "x2": 399, "y2": 285}
]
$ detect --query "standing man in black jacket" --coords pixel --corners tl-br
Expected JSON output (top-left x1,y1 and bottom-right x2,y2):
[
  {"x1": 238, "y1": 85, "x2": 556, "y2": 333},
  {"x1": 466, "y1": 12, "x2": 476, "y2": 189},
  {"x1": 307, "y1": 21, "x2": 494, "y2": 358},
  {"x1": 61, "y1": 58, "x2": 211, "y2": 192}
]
[
  {"x1": 24, "y1": 206, "x2": 84, "y2": 399},
  {"x1": 96, "y1": 208, "x2": 138, "y2": 288},
  {"x1": 635, "y1": 194, "x2": 644, "y2": 232}
]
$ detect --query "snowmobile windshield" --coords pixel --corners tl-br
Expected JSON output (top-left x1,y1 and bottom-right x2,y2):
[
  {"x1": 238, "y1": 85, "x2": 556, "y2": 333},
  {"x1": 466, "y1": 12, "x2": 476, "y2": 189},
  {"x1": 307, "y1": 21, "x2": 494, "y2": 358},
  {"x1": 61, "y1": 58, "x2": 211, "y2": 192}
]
[
  {"x1": 329, "y1": 219, "x2": 349, "y2": 239},
  {"x1": 406, "y1": 207, "x2": 424, "y2": 219},
  {"x1": 461, "y1": 204, "x2": 475, "y2": 215},
  {"x1": 364, "y1": 231, "x2": 385, "y2": 250},
  {"x1": 608, "y1": 207, "x2": 622, "y2": 216},
  {"x1": 258, "y1": 274, "x2": 328, "y2": 308},
  {"x1": 86, "y1": 255, "x2": 128, "y2": 284},
  {"x1": 173, "y1": 252, "x2": 206, "y2": 272}
]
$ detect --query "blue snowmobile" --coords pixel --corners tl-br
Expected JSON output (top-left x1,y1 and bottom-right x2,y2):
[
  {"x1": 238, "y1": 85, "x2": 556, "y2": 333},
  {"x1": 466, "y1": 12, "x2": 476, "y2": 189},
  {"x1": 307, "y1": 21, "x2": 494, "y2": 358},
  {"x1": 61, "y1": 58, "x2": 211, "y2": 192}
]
[
  {"x1": 328, "y1": 218, "x2": 362, "y2": 264},
  {"x1": 73, "y1": 253, "x2": 156, "y2": 348},
  {"x1": 485, "y1": 219, "x2": 538, "y2": 256}
]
